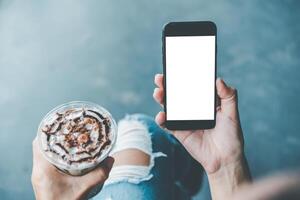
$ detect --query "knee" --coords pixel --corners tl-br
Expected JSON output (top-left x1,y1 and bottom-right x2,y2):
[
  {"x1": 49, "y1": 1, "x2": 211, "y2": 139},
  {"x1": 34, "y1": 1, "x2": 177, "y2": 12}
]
[
  {"x1": 124, "y1": 113, "x2": 156, "y2": 129},
  {"x1": 113, "y1": 113, "x2": 172, "y2": 157},
  {"x1": 124, "y1": 113, "x2": 165, "y2": 139},
  {"x1": 111, "y1": 149, "x2": 150, "y2": 167},
  {"x1": 103, "y1": 116, "x2": 155, "y2": 187},
  {"x1": 110, "y1": 115, "x2": 153, "y2": 162}
]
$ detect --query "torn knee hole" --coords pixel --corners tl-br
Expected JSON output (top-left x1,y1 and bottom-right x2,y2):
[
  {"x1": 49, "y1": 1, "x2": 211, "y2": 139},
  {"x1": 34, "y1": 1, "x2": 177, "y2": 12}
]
[{"x1": 111, "y1": 148, "x2": 150, "y2": 167}]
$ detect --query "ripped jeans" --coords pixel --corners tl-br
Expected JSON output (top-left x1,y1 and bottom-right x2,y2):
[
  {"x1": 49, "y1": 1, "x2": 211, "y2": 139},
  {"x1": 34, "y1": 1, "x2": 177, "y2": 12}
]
[{"x1": 93, "y1": 114, "x2": 198, "y2": 200}]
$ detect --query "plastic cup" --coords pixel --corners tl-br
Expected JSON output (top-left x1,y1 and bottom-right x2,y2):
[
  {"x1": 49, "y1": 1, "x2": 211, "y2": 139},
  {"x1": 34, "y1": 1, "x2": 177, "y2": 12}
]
[{"x1": 37, "y1": 101, "x2": 117, "y2": 176}]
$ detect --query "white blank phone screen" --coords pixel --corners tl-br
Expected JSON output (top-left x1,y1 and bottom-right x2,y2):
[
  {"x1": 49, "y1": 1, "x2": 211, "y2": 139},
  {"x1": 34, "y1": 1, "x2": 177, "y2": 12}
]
[{"x1": 166, "y1": 36, "x2": 215, "y2": 120}]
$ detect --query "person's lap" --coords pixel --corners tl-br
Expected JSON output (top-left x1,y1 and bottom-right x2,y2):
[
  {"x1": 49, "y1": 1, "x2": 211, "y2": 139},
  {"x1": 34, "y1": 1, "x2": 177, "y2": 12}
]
[{"x1": 93, "y1": 114, "x2": 195, "y2": 200}]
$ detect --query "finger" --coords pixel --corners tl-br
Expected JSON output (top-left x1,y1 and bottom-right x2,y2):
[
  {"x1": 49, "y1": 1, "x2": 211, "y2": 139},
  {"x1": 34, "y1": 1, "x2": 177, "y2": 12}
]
[
  {"x1": 79, "y1": 157, "x2": 114, "y2": 187},
  {"x1": 216, "y1": 95, "x2": 221, "y2": 110},
  {"x1": 32, "y1": 137, "x2": 54, "y2": 169},
  {"x1": 154, "y1": 74, "x2": 164, "y2": 88},
  {"x1": 153, "y1": 88, "x2": 164, "y2": 106},
  {"x1": 216, "y1": 78, "x2": 239, "y2": 121},
  {"x1": 155, "y1": 111, "x2": 166, "y2": 126},
  {"x1": 154, "y1": 112, "x2": 204, "y2": 157},
  {"x1": 216, "y1": 78, "x2": 235, "y2": 99},
  {"x1": 32, "y1": 137, "x2": 40, "y2": 161}
]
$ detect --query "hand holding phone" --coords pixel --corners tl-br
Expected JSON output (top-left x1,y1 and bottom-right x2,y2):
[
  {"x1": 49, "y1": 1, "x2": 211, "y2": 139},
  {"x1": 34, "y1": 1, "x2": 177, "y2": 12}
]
[
  {"x1": 156, "y1": 21, "x2": 251, "y2": 199},
  {"x1": 153, "y1": 74, "x2": 251, "y2": 199}
]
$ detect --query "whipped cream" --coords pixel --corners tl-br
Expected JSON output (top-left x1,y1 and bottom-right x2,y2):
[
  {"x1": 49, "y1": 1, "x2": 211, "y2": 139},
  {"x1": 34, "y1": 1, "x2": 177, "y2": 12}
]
[{"x1": 40, "y1": 107, "x2": 112, "y2": 169}]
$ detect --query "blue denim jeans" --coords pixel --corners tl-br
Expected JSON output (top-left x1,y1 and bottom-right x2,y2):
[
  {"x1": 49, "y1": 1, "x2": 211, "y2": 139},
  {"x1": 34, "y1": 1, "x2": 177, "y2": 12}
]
[{"x1": 93, "y1": 114, "x2": 196, "y2": 200}]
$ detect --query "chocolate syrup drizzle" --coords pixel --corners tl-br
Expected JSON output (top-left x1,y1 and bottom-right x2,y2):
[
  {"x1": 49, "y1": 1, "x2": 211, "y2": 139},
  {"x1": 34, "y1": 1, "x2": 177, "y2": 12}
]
[{"x1": 42, "y1": 108, "x2": 111, "y2": 165}]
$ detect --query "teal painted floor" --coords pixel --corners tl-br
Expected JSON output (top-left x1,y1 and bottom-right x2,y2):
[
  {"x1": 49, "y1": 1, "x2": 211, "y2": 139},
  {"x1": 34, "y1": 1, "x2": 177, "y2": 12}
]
[{"x1": 0, "y1": 1, "x2": 299, "y2": 199}]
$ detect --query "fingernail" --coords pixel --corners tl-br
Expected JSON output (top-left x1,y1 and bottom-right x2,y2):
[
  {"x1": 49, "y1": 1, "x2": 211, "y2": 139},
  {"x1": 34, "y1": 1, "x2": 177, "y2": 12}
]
[
  {"x1": 216, "y1": 77, "x2": 222, "y2": 85},
  {"x1": 103, "y1": 157, "x2": 114, "y2": 170},
  {"x1": 219, "y1": 78, "x2": 228, "y2": 87},
  {"x1": 154, "y1": 74, "x2": 159, "y2": 81}
]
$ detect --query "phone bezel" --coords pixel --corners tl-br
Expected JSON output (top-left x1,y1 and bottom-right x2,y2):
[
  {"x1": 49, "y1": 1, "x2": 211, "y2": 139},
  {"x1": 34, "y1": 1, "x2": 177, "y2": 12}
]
[{"x1": 162, "y1": 21, "x2": 217, "y2": 130}]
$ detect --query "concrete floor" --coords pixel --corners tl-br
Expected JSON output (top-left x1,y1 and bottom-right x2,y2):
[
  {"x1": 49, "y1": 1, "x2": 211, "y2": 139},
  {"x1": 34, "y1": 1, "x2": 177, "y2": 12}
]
[{"x1": 0, "y1": 0, "x2": 300, "y2": 199}]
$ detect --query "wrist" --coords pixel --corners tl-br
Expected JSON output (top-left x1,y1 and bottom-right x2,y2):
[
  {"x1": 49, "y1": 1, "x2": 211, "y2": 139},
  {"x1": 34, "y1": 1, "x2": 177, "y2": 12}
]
[
  {"x1": 33, "y1": 185, "x2": 74, "y2": 200},
  {"x1": 207, "y1": 155, "x2": 251, "y2": 200}
]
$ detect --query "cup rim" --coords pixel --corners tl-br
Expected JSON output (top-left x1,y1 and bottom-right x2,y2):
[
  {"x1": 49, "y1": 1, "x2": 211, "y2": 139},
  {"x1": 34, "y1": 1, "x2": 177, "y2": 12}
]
[{"x1": 37, "y1": 101, "x2": 117, "y2": 171}]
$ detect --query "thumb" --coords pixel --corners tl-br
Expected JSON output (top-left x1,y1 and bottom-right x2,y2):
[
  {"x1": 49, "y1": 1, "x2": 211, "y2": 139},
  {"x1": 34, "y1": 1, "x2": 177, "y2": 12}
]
[
  {"x1": 80, "y1": 157, "x2": 114, "y2": 187},
  {"x1": 216, "y1": 78, "x2": 239, "y2": 122}
]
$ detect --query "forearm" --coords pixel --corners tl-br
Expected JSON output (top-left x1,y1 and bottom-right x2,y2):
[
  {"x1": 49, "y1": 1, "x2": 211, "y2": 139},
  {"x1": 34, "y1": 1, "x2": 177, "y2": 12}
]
[{"x1": 207, "y1": 155, "x2": 251, "y2": 200}]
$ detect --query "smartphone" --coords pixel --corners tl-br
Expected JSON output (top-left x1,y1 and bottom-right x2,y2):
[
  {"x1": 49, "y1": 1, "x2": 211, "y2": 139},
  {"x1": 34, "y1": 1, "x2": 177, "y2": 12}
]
[{"x1": 162, "y1": 21, "x2": 217, "y2": 130}]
